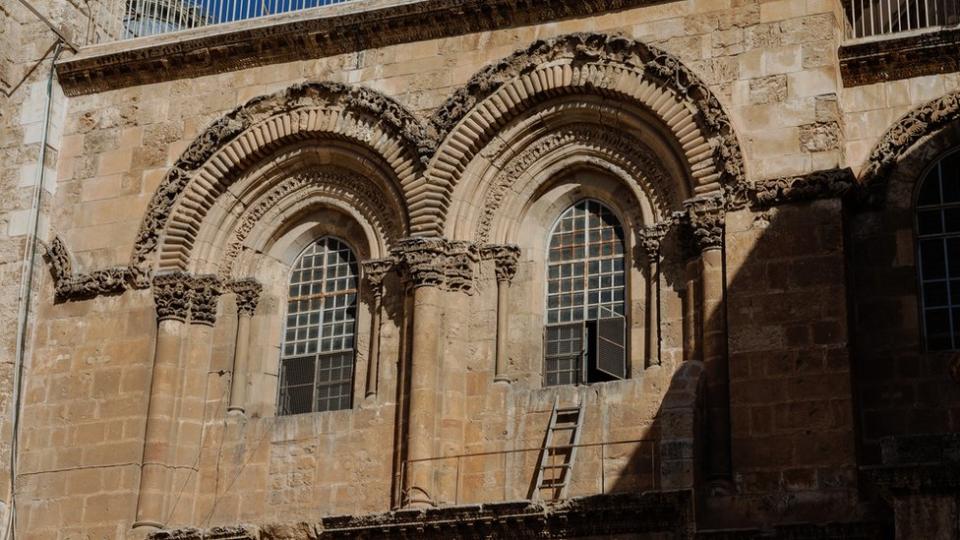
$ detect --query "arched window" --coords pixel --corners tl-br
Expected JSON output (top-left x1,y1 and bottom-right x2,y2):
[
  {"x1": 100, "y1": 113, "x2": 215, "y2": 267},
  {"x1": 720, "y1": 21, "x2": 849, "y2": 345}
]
[
  {"x1": 545, "y1": 200, "x2": 627, "y2": 386},
  {"x1": 278, "y1": 237, "x2": 359, "y2": 414},
  {"x1": 916, "y1": 149, "x2": 960, "y2": 351}
]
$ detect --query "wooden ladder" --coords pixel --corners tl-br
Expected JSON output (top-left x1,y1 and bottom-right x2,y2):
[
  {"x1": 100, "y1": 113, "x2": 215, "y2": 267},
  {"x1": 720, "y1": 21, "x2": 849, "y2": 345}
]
[{"x1": 532, "y1": 397, "x2": 585, "y2": 502}]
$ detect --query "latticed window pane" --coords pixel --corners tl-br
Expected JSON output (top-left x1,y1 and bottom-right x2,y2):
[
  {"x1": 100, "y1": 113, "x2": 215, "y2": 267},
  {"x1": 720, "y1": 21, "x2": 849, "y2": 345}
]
[
  {"x1": 278, "y1": 237, "x2": 358, "y2": 415},
  {"x1": 545, "y1": 200, "x2": 627, "y2": 386},
  {"x1": 917, "y1": 150, "x2": 960, "y2": 351}
]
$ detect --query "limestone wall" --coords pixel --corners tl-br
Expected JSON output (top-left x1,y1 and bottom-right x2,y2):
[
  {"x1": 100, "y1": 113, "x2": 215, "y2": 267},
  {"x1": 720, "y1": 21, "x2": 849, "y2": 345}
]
[{"x1": 7, "y1": 0, "x2": 960, "y2": 537}]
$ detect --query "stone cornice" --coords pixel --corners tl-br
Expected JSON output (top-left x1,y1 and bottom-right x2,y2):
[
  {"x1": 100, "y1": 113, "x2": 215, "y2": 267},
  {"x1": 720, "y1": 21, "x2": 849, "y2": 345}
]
[
  {"x1": 56, "y1": 0, "x2": 658, "y2": 96},
  {"x1": 840, "y1": 27, "x2": 960, "y2": 88},
  {"x1": 150, "y1": 492, "x2": 692, "y2": 539}
]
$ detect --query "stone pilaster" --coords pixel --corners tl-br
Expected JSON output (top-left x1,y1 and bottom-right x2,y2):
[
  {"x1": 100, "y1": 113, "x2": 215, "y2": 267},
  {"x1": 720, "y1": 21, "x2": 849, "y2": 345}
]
[
  {"x1": 361, "y1": 259, "x2": 394, "y2": 399},
  {"x1": 227, "y1": 278, "x2": 262, "y2": 414},
  {"x1": 481, "y1": 244, "x2": 520, "y2": 383}
]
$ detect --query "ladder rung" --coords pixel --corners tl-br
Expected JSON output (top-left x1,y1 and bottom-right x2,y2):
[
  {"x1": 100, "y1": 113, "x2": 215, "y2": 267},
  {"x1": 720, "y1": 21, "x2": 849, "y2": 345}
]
[{"x1": 542, "y1": 463, "x2": 571, "y2": 469}]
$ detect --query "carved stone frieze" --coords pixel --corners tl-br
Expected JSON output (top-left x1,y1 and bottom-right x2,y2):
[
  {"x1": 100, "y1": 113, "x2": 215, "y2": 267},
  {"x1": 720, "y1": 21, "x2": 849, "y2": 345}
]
[
  {"x1": 219, "y1": 169, "x2": 405, "y2": 280},
  {"x1": 44, "y1": 236, "x2": 151, "y2": 302},
  {"x1": 433, "y1": 33, "x2": 746, "y2": 198},
  {"x1": 391, "y1": 238, "x2": 482, "y2": 293},
  {"x1": 57, "y1": 1, "x2": 663, "y2": 97},
  {"x1": 840, "y1": 27, "x2": 960, "y2": 88},
  {"x1": 480, "y1": 244, "x2": 521, "y2": 284},
  {"x1": 475, "y1": 125, "x2": 675, "y2": 243},
  {"x1": 860, "y1": 89, "x2": 960, "y2": 199},
  {"x1": 750, "y1": 168, "x2": 855, "y2": 207},
  {"x1": 228, "y1": 278, "x2": 262, "y2": 317},
  {"x1": 361, "y1": 258, "x2": 395, "y2": 298},
  {"x1": 685, "y1": 196, "x2": 726, "y2": 252}
]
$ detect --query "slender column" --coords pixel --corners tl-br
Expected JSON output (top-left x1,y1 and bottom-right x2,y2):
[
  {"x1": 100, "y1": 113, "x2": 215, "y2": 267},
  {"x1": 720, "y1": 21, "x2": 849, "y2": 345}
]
[
  {"x1": 393, "y1": 238, "x2": 447, "y2": 508},
  {"x1": 227, "y1": 279, "x2": 262, "y2": 414},
  {"x1": 134, "y1": 273, "x2": 192, "y2": 531},
  {"x1": 687, "y1": 196, "x2": 732, "y2": 490},
  {"x1": 640, "y1": 224, "x2": 668, "y2": 368},
  {"x1": 361, "y1": 259, "x2": 393, "y2": 398},
  {"x1": 481, "y1": 245, "x2": 520, "y2": 383}
]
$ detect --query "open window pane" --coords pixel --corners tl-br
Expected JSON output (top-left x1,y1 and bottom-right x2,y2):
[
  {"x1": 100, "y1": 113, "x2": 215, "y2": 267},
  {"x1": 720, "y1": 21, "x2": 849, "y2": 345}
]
[{"x1": 545, "y1": 200, "x2": 627, "y2": 386}]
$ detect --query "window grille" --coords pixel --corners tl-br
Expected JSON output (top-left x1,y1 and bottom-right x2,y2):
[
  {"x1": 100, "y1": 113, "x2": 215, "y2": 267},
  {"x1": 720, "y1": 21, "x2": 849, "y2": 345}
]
[
  {"x1": 916, "y1": 150, "x2": 960, "y2": 351},
  {"x1": 545, "y1": 200, "x2": 627, "y2": 386},
  {"x1": 278, "y1": 237, "x2": 358, "y2": 414}
]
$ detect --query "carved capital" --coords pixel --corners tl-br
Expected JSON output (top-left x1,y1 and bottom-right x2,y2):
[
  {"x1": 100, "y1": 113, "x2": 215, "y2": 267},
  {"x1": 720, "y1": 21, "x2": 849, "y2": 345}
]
[
  {"x1": 392, "y1": 238, "x2": 449, "y2": 290},
  {"x1": 188, "y1": 275, "x2": 222, "y2": 326},
  {"x1": 152, "y1": 272, "x2": 193, "y2": 322},
  {"x1": 361, "y1": 258, "x2": 395, "y2": 298},
  {"x1": 445, "y1": 241, "x2": 481, "y2": 292},
  {"x1": 391, "y1": 238, "x2": 481, "y2": 293},
  {"x1": 228, "y1": 278, "x2": 262, "y2": 317},
  {"x1": 480, "y1": 244, "x2": 521, "y2": 284},
  {"x1": 685, "y1": 196, "x2": 725, "y2": 252},
  {"x1": 639, "y1": 223, "x2": 670, "y2": 262}
]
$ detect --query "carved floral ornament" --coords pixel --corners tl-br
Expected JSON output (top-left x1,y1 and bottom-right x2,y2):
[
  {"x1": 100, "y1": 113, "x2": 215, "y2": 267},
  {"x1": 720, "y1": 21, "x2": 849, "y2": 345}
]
[
  {"x1": 858, "y1": 89, "x2": 960, "y2": 203},
  {"x1": 480, "y1": 244, "x2": 521, "y2": 284},
  {"x1": 152, "y1": 272, "x2": 223, "y2": 325},
  {"x1": 228, "y1": 278, "x2": 263, "y2": 316},
  {"x1": 46, "y1": 33, "x2": 763, "y2": 303}
]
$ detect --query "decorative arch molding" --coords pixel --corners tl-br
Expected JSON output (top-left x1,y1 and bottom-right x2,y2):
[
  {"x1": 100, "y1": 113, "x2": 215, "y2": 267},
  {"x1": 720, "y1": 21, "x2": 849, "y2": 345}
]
[
  {"x1": 858, "y1": 89, "x2": 960, "y2": 203},
  {"x1": 131, "y1": 81, "x2": 435, "y2": 271},
  {"x1": 216, "y1": 167, "x2": 403, "y2": 280},
  {"x1": 473, "y1": 123, "x2": 678, "y2": 245},
  {"x1": 421, "y1": 33, "x2": 746, "y2": 236}
]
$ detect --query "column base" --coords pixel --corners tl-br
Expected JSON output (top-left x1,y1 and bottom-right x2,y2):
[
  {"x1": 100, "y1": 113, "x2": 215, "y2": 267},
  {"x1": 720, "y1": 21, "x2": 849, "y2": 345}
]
[
  {"x1": 227, "y1": 406, "x2": 245, "y2": 415},
  {"x1": 404, "y1": 486, "x2": 436, "y2": 509},
  {"x1": 493, "y1": 375, "x2": 510, "y2": 383},
  {"x1": 131, "y1": 520, "x2": 163, "y2": 530}
]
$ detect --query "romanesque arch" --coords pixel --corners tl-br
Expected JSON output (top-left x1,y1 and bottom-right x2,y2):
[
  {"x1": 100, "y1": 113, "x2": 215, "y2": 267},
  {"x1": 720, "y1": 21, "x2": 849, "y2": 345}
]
[
  {"x1": 858, "y1": 89, "x2": 960, "y2": 203},
  {"x1": 417, "y1": 33, "x2": 747, "y2": 238},
  {"x1": 132, "y1": 81, "x2": 434, "y2": 274}
]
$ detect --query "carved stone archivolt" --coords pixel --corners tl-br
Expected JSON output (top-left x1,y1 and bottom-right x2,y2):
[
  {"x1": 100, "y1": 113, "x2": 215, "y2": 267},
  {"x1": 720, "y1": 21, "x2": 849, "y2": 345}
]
[
  {"x1": 475, "y1": 125, "x2": 678, "y2": 244},
  {"x1": 152, "y1": 272, "x2": 223, "y2": 324},
  {"x1": 391, "y1": 238, "x2": 481, "y2": 293},
  {"x1": 428, "y1": 33, "x2": 746, "y2": 236},
  {"x1": 859, "y1": 89, "x2": 960, "y2": 199},
  {"x1": 480, "y1": 244, "x2": 521, "y2": 284},
  {"x1": 218, "y1": 168, "x2": 405, "y2": 280},
  {"x1": 132, "y1": 81, "x2": 430, "y2": 275},
  {"x1": 685, "y1": 196, "x2": 726, "y2": 252}
]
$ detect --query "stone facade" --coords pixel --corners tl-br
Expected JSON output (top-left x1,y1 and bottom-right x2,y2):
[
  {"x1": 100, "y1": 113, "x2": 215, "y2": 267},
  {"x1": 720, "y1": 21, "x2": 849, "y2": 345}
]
[{"x1": 1, "y1": 0, "x2": 959, "y2": 538}]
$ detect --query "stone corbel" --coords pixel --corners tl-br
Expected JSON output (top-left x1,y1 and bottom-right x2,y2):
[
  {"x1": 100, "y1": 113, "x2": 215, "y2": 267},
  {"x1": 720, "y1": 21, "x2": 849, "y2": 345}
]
[
  {"x1": 481, "y1": 244, "x2": 521, "y2": 382},
  {"x1": 45, "y1": 236, "x2": 151, "y2": 302},
  {"x1": 226, "y1": 278, "x2": 262, "y2": 414},
  {"x1": 639, "y1": 224, "x2": 669, "y2": 368},
  {"x1": 361, "y1": 259, "x2": 394, "y2": 399}
]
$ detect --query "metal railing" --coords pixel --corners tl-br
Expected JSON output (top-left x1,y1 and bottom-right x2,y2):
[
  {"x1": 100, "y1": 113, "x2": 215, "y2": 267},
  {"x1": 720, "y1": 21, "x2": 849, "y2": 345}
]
[
  {"x1": 397, "y1": 438, "x2": 658, "y2": 507},
  {"x1": 81, "y1": 0, "x2": 359, "y2": 45},
  {"x1": 845, "y1": 0, "x2": 960, "y2": 40}
]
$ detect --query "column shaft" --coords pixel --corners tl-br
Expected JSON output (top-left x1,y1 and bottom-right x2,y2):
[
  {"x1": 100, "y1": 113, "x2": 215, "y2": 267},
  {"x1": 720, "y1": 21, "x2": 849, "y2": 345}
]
[
  {"x1": 404, "y1": 285, "x2": 442, "y2": 507},
  {"x1": 494, "y1": 281, "x2": 509, "y2": 382},
  {"x1": 228, "y1": 313, "x2": 251, "y2": 413},
  {"x1": 134, "y1": 318, "x2": 184, "y2": 529},
  {"x1": 365, "y1": 294, "x2": 382, "y2": 398},
  {"x1": 700, "y1": 247, "x2": 732, "y2": 485}
]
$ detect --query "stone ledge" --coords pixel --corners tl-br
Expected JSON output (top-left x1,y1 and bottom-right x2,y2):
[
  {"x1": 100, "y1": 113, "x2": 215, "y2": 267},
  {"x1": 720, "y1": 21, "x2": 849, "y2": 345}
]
[
  {"x1": 840, "y1": 26, "x2": 960, "y2": 87},
  {"x1": 150, "y1": 491, "x2": 694, "y2": 539},
  {"x1": 55, "y1": 0, "x2": 657, "y2": 96}
]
